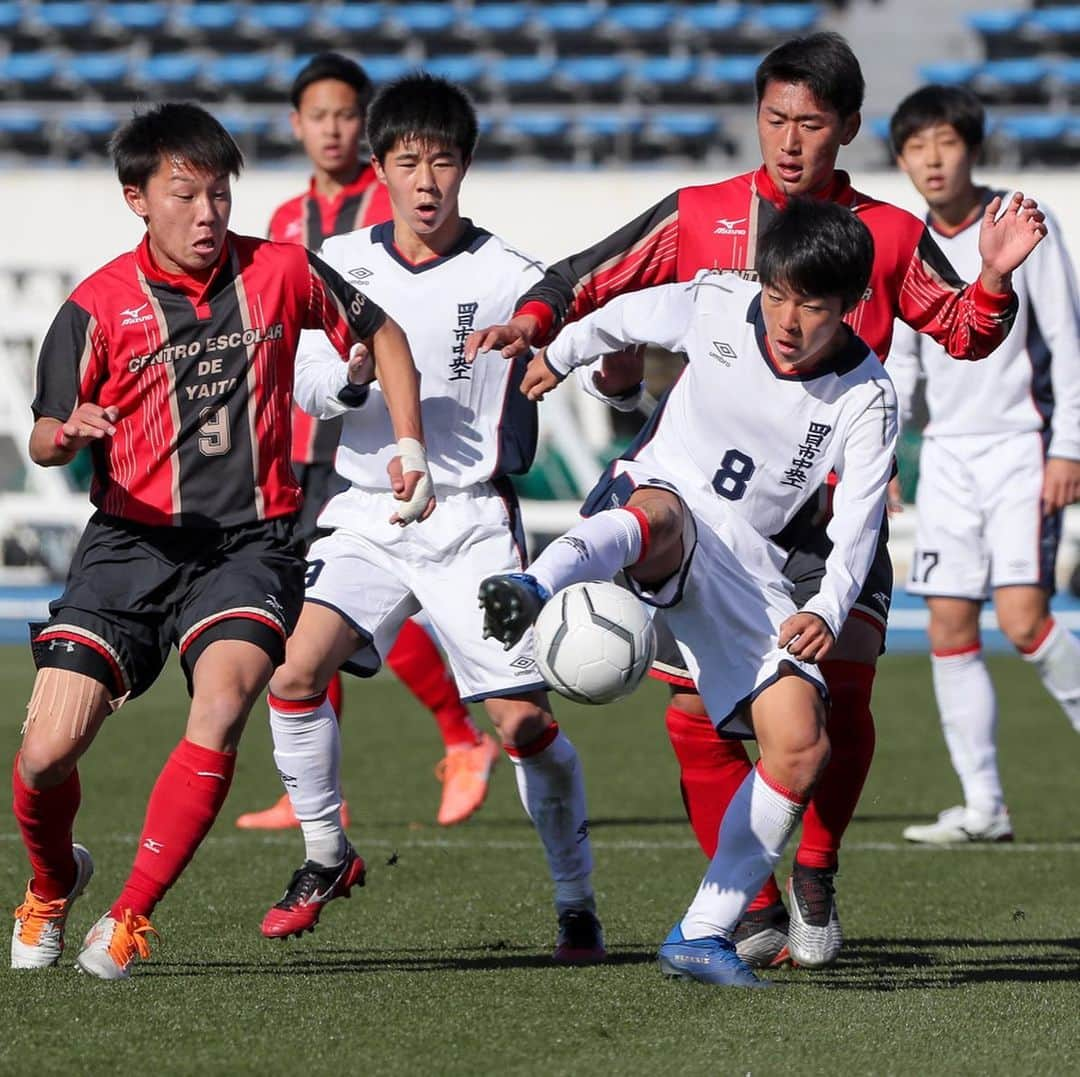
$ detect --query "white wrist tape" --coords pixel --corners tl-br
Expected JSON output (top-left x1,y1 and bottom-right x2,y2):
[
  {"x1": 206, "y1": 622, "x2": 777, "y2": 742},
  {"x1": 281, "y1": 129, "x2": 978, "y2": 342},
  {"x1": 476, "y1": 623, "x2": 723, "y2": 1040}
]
[{"x1": 395, "y1": 437, "x2": 434, "y2": 524}]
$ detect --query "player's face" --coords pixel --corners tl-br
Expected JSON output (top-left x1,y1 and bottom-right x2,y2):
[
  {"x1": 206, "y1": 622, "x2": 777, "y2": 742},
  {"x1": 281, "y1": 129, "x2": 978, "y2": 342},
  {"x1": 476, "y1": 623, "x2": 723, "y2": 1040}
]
[
  {"x1": 124, "y1": 157, "x2": 231, "y2": 276},
  {"x1": 374, "y1": 138, "x2": 467, "y2": 239},
  {"x1": 896, "y1": 123, "x2": 974, "y2": 211},
  {"x1": 290, "y1": 79, "x2": 365, "y2": 179},
  {"x1": 760, "y1": 281, "x2": 847, "y2": 371},
  {"x1": 757, "y1": 80, "x2": 860, "y2": 196}
]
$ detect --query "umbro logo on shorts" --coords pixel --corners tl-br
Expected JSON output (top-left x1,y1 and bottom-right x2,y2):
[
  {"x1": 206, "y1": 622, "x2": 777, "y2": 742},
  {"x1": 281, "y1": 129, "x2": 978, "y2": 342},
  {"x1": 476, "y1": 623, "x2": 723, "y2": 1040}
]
[{"x1": 510, "y1": 656, "x2": 536, "y2": 671}]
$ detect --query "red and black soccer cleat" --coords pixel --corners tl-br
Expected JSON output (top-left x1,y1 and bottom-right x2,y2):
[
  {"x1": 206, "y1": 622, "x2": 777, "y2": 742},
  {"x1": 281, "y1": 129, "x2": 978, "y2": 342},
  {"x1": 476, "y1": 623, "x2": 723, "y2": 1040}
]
[{"x1": 260, "y1": 846, "x2": 366, "y2": 939}]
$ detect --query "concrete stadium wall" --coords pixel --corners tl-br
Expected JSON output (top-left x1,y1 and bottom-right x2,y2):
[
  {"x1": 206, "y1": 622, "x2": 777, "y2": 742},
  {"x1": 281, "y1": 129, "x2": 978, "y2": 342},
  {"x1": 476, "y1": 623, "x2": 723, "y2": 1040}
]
[{"x1": 6, "y1": 166, "x2": 1080, "y2": 283}]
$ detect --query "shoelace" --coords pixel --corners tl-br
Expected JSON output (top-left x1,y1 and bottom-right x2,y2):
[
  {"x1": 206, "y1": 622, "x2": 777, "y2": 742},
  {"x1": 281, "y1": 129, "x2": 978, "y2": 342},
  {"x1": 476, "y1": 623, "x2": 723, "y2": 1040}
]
[
  {"x1": 13, "y1": 893, "x2": 68, "y2": 944},
  {"x1": 109, "y1": 910, "x2": 159, "y2": 965},
  {"x1": 793, "y1": 870, "x2": 836, "y2": 926},
  {"x1": 277, "y1": 860, "x2": 344, "y2": 908}
]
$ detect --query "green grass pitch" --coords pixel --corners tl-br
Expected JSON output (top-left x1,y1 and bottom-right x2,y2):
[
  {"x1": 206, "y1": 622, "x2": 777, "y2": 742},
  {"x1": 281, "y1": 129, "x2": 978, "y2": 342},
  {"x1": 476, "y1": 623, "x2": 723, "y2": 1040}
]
[{"x1": 1, "y1": 649, "x2": 1078, "y2": 1076}]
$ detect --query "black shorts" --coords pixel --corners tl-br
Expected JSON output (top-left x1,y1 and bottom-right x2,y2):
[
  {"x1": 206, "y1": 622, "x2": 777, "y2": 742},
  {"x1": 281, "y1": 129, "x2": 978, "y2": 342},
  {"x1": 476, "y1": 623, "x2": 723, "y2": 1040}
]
[
  {"x1": 31, "y1": 512, "x2": 305, "y2": 700},
  {"x1": 292, "y1": 461, "x2": 348, "y2": 553},
  {"x1": 651, "y1": 495, "x2": 893, "y2": 689}
]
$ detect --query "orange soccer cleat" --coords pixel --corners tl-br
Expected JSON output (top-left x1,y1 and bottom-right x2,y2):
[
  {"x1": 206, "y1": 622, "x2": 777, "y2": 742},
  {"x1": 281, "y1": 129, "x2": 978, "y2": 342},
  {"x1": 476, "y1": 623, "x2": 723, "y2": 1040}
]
[
  {"x1": 75, "y1": 909, "x2": 158, "y2": 980},
  {"x1": 434, "y1": 733, "x2": 501, "y2": 826},
  {"x1": 236, "y1": 793, "x2": 350, "y2": 830}
]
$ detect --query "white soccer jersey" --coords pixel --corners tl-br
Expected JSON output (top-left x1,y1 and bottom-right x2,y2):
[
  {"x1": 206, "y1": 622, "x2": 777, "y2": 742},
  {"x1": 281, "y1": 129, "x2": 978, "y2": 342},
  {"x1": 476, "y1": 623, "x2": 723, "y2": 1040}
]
[
  {"x1": 294, "y1": 221, "x2": 544, "y2": 491},
  {"x1": 888, "y1": 191, "x2": 1080, "y2": 460},
  {"x1": 546, "y1": 272, "x2": 899, "y2": 638}
]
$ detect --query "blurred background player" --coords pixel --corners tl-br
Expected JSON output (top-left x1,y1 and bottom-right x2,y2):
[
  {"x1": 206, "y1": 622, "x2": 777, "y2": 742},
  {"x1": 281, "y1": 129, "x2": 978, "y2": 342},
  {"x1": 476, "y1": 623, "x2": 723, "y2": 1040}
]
[
  {"x1": 481, "y1": 200, "x2": 897, "y2": 983},
  {"x1": 887, "y1": 85, "x2": 1080, "y2": 845},
  {"x1": 467, "y1": 31, "x2": 1047, "y2": 969},
  {"x1": 10, "y1": 103, "x2": 431, "y2": 979},
  {"x1": 259, "y1": 74, "x2": 641, "y2": 959},
  {"x1": 236, "y1": 52, "x2": 500, "y2": 833}
]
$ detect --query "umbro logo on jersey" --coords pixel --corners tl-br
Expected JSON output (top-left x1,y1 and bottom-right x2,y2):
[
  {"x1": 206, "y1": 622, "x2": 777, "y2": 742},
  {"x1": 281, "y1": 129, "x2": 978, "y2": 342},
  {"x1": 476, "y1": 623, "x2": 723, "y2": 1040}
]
[
  {"x1": 710, "y1": 341, "x2": 737, "y2": 366},
  {"x1": 120, "y1": 302, "x2": 153, "y2": 326},
  {"x1": 348, "y1": 266, "x2": 373, "y2": 286},
  {"x1": 714, "y1": 217, "x2": 747, "y2": 236}
]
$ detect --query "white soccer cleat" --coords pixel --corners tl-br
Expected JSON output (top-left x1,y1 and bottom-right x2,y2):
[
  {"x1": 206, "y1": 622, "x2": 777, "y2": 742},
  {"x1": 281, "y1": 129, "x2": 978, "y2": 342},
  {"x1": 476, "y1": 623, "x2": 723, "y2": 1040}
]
[
  {"x1": 786, "y1": 866, "x2": 843, "y2": 969},
  {"x1": 75, "y1": 909, "x2": 158, "y2": 980},
  {"x1": 902, "y1": 805, "x2": 1014, "y2": 845},
  {"x1": 11, "y1": 843, "x2": 94, "y2": 969}
]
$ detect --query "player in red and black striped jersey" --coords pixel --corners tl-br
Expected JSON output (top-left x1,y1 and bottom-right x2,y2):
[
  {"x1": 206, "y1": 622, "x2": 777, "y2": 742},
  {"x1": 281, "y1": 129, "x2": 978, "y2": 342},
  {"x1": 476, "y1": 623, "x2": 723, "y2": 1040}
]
[
  {"x1": 236, "y1": 53, "x2": 501, "y2": 835},
  {"x1": 10, "y1": 103, "x2": 433, "y2": 980},
  {"x1": 468, "y1": 32, "x2": 1047, "y2": 967}
]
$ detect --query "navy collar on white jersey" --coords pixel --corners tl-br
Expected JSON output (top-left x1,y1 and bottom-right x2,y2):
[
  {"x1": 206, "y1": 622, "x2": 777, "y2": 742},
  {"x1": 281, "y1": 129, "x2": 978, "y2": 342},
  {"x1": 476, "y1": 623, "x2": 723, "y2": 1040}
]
[
  {"x1": 748, "y1": 294, "x2": 869, "y2": 381},
  {"x1": 372, "y1": 219, "x2": 491, "y2": 274}
]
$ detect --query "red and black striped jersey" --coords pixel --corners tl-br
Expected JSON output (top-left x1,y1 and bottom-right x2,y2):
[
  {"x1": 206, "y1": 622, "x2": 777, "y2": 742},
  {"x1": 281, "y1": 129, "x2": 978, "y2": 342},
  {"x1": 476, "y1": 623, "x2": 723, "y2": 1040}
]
[
  {"x1": 268, "y1": 168, "x2": 392, "y2": 466},
  {"x1": 515, "y1": 166, "x2": 1018, "y2": 363},
  {"x1": 33, "y1": 232, "x2": 386, "y2": 528}
]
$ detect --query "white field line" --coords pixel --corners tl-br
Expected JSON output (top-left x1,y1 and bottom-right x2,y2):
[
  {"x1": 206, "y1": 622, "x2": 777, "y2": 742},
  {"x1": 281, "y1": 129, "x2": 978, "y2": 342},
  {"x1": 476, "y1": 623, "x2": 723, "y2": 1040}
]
[{"x1": 0, "y1": 832, "x2": 1077, "y2": 853}]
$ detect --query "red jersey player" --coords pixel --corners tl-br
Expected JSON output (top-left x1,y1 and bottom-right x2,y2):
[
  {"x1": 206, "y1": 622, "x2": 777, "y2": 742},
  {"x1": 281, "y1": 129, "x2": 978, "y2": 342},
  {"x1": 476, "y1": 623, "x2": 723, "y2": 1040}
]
[
  {"x1": 236, "y1": 53, "x2": 500, "y2": 833},
  {"x1": 467, "y1": 32, "x2": 1047, "y2": 968},
  {"x1": 10, "y1": 103, "x2": 432, "y2": 980}
]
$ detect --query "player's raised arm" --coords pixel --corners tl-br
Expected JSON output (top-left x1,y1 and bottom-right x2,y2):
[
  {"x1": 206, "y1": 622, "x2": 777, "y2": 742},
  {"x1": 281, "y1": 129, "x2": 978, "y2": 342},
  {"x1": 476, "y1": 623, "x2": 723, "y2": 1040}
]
[{"x1": 465, "y1": 191, "x2": 682, "y2": 360}]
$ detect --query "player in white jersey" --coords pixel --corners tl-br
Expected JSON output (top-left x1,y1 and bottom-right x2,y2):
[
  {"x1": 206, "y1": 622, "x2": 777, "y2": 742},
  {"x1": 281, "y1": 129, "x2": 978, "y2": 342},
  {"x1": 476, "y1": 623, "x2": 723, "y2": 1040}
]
[
  {"x1": 480, "y1": 200, "x2": 898, "y2": 985},
  {"x1": 886, "y1": 86, "x2": 1080, "y2": 845},
  {"x1": 257, "y1": 74, "x2": 643, "y2": 959}
]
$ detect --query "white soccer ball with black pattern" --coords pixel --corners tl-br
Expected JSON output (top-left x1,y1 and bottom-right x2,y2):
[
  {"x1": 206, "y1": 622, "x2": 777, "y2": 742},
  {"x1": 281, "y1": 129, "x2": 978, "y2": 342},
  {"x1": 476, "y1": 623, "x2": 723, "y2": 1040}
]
[{"x1": 534, "y1": 581, "x2": 657, "y2": 705}]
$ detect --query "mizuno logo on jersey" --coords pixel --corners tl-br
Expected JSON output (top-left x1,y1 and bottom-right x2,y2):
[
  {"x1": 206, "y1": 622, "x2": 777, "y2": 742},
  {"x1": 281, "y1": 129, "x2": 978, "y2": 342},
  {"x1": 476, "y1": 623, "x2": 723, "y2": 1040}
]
[
  {"x1": 120, "y1": 303, "x2": 153, "y2": 326},
  {"x1": 710, "y1": 341, "x2": 737, "y2": 366},
  {"x1": 714, "y1": 217, "x2": 747, "y2": 235}
]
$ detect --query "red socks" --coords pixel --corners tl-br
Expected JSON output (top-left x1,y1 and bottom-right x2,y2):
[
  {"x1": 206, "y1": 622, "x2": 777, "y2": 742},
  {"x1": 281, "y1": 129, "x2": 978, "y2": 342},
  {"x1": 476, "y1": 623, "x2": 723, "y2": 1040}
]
[
  {"x1": 111, "y1": 738, "x2": 235, "y2": 919},
  {"x1": 386, "y1": 618, "x2": 480, "y2": 750},
  {"x1": 12, "y1": 755, "x2": 80, "y2": 901},
  {"x1": 795, "y1": 659, "x2": 877, "y2": 871}
]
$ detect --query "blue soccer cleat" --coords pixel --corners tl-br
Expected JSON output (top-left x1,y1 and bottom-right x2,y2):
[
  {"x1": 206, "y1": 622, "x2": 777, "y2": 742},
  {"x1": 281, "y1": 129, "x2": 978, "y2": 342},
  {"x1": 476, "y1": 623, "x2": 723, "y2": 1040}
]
[
  {"x1": 478, "y1": 573, "x2": 550, "y2": 650},
  {"x1": 657, "y1": 923, "x2": 772, "y2": 988}
]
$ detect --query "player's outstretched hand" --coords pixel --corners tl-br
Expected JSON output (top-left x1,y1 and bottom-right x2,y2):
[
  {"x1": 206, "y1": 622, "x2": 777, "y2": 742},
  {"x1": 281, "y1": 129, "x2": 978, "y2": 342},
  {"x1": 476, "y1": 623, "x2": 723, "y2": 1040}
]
[
  {"x1": 465, "y1": 314, "x2": 540, "y2": 362},
  {"x1": 592, "y1": 346, "x2": 645, "y2": 399},
  {"x1": 388, "y1": 437, "x2": 436, "y2": 526},
  {"x1": 1042, "y1": 457, "x2": 1080, "y2": 514},
  {"x1": 58, "y1": 404, "x2": 120, "y2": 450},
  {"x1": 978, "y1": 192, "x2": 1047, "y2": 286},
  {"x1": 778, "y1": 612, "x2": 834, "y2": 664},
  {"x1": 521, "y1": 349, "x2": 560, "y2": 401}
]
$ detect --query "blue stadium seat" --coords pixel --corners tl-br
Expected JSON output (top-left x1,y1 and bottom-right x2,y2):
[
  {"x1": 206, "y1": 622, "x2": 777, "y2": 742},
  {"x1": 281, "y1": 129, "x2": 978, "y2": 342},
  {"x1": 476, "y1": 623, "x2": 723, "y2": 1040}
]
[
  {"x1": 136, "y1": 53, "x2": 204, "y2": 96},
  {"x1": 490, "y1": 56, "x2": 559, "y2": 102},
  {"x1": 504, "y1": 113, "x2": 572, "y2": 140},
  {"x1": 976, "y1": 58, "x2": 1051, "y2": 103},
  {"x1": 206, "y1": 53, "x2": 275, "y2": 97},
  {"x1": 918, "y1": 61, "x2": 980, "y2": 86},
  {"x1": 0, "y1": 108, "x2": 49, "y2": 155},
  {"x1": 356, "y1": 55, "x2": 413, "y2": 85},
  {"x1": 62, "y1": 111, "x2": 119, "y2": 139},
  {"x1": 968, "y1": 10, "x2": 1028, "y2": 57},
  {"x1": 500, "y1": 112, "x2": 574, "y2": 162},
  {"x1": 534, "y1": 5, "x2": 607, "y2": 53},
  {"x1": 173, "y1": 3, "x2": 244, "y2": 44},
  {"x1": 0, "y1": 1, "x2": 21, "y2": 33},
  {"x1": 245, "y1": 4, "x2": 315, "y2": 36},
  {"x1": 36, "y1": 2, "x2": 95, "y2": 33},
  {"x1": 0, "y1": 52, "x2": 62, "y2": 94},
  {"x1": 577, "y1": 112, "x2": 645, "y2": 138},
  {"x1": 393, "y1": 2, "x2": 466, "y2": 50},
  {"x1": 700, "y1": 55, "x2": 760, "y2": 101},
  {"x1": 1053, "y1": 56, "x2": 1080, "y2": 97},
  {"x1": 422, "y1": 55, "x2": 488, "y2": 97},
  {"x1": 1030, "y1": 8, "x2": 1080, "y2": 53},
  {"x1": 319, "y1": 4, "x2": 402, "y2": 51},
  {"x1": 320, "y1": 3, "x2": 385, "y2": 34},
  {"x1": 679, "y1": 3, "x2": 747, "y2": 37},
  {"x1": 604, "y1": 4, "x2": 677, "y2": 49},
  {"x1": 99, "y1": 2, "x2": 169, "y2": 36},
  {"x1": 217, "y1": 112, "x2": 273, "y2": 139},
  {"x1": 67, "y1": 52, "x2": 132, "y2": 94},
  {"x1": 468, "y1": 2, "x2": 530, "y2": 36},
  {"x1": 751, "y1": 4, "x2": 821, "y2": 37},
  {"x1": 996, "y1": 113, "x2": 1077, "y2": 165},
  {"x1": 997, "y1": 114, "x2": 1070, "y2": 141},
  {"x1": 558, "y1": 55, "x2": 630, "y2": 101},
  {"x1": 632, "y1": 54, "x2": 700, "y2": 101},
  {"x1": 650, "y1": 113, "x2": 721, "y2": 140},
  {"x1": 638, "y1": 112, "x2": 728, "y2": 162}
]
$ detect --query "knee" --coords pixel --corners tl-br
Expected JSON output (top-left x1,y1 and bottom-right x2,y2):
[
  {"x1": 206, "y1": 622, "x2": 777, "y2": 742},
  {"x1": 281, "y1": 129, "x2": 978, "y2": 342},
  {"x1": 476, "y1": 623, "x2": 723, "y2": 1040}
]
[
  {"x1": 1002, "y1": 612, "x2": 1050, "y2": 654},
  {"x1": 268, "y1": 659, "x2": 325, "y2": 701},
  {"x1": 485, "y1": 696, "x2": 550, "y2": 749},
  {"x1": 17, "y1": 743, "x2": 76, "y2": 790},
  {"x1": 669, "y1": 690, "x2": 707, "y2": 718},
  {"x1": 762, "y1": 712, "x2": 830, "y2": 798}
]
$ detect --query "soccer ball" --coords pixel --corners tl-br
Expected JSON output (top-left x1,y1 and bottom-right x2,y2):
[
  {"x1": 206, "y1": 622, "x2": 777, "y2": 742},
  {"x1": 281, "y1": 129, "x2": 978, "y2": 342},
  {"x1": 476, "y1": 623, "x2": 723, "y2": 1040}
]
[{"x1": 534, "y1": 581, "x2": 657, "y2": 705}]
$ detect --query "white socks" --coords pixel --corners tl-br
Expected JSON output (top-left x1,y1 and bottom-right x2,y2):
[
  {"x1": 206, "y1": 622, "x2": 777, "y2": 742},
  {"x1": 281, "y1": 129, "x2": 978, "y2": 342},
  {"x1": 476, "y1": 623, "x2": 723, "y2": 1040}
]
[
  {"x1": 931, "y1": 648, "x2": 1004, "y2": 817},
  {"x1": 269, "y1": 692, "x2": 348, "y2": 867},
  {"x1": 529, "y1": 509, "x2": 643, "y2": 597},
  {"x1": 1021, "y1": 618, "x2": 1080, "y2": 733},
  {"x1": 681, "y1": 765, "x2": 805, "y2": 940},
  {"x1": 508, "y1": 727, "x2": 594, "y2": 913}
]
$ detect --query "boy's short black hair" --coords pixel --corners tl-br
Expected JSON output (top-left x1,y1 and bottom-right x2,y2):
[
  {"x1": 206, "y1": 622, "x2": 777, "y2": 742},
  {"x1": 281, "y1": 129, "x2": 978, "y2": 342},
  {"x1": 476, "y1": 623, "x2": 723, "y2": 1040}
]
[
  {"x1": 889, "y1": 84, "x2": 985, "y2": 156},
  {"x1": 290, "y1": 52, "x2": 373, "y2": 111},
  {"x1": 757, "y1": 199, "x2": 874, "y2": 312},
  {"x1": 755, "y1": 31, "x2": 864, "y2": 120},
  {"x1": 110, "y1": 103, "x2": 243, "y2": 189},
  {"x1": 366, "y1": 73, "x2": 478, "y2": 163}
]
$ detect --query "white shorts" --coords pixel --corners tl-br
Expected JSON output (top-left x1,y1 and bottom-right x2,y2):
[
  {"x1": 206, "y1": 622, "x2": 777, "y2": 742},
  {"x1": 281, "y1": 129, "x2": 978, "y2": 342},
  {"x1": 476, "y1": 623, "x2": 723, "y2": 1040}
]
[
  {"x1": 907, "y1": 433, "x2": 1061, "y2": 600},
  {"x1": 306, "y1": 483, "x2": 545, "y2": 702},
  {"x1": 599, "y1": 461, "x2": 827, "y2": 738}
]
